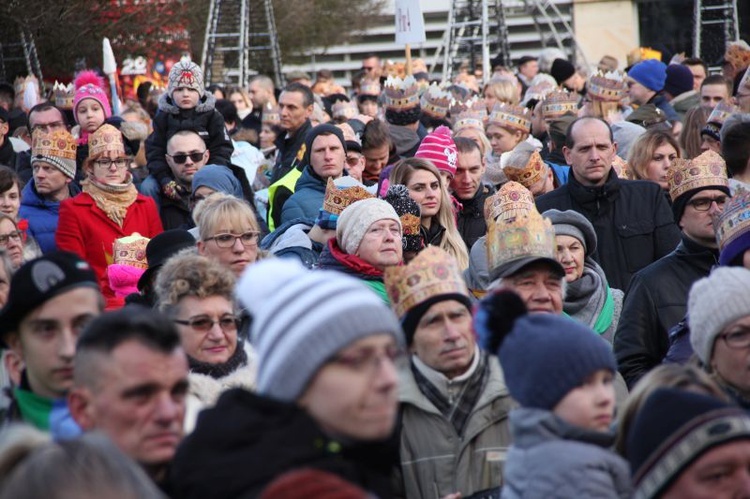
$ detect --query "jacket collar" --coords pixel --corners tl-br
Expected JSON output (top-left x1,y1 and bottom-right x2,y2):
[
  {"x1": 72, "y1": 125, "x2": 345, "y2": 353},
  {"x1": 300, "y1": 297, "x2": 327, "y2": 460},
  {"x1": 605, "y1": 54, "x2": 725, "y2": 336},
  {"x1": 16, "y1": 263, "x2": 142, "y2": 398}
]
[{"x1": 568, "y1": 168, "x2": 620, "y2": 207}]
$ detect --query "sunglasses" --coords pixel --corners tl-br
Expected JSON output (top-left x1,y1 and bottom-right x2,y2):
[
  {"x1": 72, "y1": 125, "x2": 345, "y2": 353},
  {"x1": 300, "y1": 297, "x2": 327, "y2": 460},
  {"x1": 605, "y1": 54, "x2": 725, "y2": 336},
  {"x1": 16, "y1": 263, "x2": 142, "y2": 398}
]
[
  {"x1": 173, "y1": 315, "x2": 239, "y2": 332},
  {"x1": 167, "y1": 151, "x2": 206, "y2": 164}
]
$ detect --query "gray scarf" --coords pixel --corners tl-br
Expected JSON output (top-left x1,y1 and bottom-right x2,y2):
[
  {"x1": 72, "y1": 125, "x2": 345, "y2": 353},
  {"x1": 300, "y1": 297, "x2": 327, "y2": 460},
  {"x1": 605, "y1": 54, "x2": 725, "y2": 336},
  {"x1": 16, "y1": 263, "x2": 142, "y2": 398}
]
[{"x1": 564, "y1": 258, "x2": 608, "y2": 328}]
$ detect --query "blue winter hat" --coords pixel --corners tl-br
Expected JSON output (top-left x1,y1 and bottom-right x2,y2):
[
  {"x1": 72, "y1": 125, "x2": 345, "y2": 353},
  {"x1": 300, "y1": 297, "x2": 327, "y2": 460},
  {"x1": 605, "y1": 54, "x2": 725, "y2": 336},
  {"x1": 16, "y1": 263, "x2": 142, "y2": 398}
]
[
  {"x1": 474, "y1": 289, "x2": 616, "y2": 410},
  {"x1": 191, "y1": 164, "x2": 243, "y2": 199},
  {"x1": 628, "y1": 59, "x2": 667, "y2": 92}
]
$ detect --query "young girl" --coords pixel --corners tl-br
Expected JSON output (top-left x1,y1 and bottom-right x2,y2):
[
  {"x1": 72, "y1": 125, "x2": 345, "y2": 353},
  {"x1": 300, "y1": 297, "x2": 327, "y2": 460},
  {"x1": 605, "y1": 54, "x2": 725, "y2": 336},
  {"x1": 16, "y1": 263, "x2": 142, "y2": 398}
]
[
  {"x1": 485, "y1": 103, "x2": 531, "y2": 158},
  {"x1": 389, "y1": 158, "x2": 469, "y2": 269},
  {"x1": 72, "y1": 70, "x2": 111, "y2": 170},
  {"x1": 475, "y1": 290, "x2": 632, "y2": 499}
]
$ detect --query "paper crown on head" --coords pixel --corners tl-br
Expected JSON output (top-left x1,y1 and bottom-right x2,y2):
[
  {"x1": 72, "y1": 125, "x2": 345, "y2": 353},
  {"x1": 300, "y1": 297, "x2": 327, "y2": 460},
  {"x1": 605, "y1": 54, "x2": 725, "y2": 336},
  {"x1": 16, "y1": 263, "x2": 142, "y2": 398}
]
[
  {"x1": 715, "y1": 189, "x2": 750, "y2": 265},
  {"x1": 384, "y1": 246, "x2": 469, "y2": 319},
  {"x1": 488, "y1": 103, "x2": 531, "y2": 134},
  {"x1": 322, "y1": 177, "x2": 374, "y2": 216},
  {"x1": 53, "y1": 81, "x2": 75, "y2": 110},
  {"x1": 725, "y1": 41, "x2": 750, "y2": 71},
  {"x1": 587, "y1": 70, "x2": 627, "y2": 102},
  {"x1": 542, "y1": 89, "x2": 578, "y2": 119},
  {"x1": 261, "y1": 102, "x2": 280, "y2": 125},
  {"x1": 359, "y1": 78, "x2": 381, "y2": 97},
  {"x1": 484, "y1": 180, "x2": 535, "y2": 222},
  {"x1": 706, "y1": 100, "x2": 739, "y2": 127},
  {"x1": 88, "y1": 124, "x2": 125, "y2": 157},
  {"x1": 112, "y1": 233, "x2": 150, "y2": 269},
  {"x1": 452, "y1": 97, "x2": 488, "y2": 133},
  {"x1": 384, "y1": 75, "x2": 421, "y2": 111},
  {"x1": 32, "y1": 129, "x2": 77, "y2": 163},
  {"x1": 420, "y1": 84, "x2": 452, "y2": 120},
  {"x1": 667, "y1": 150, "x2": 729, "y2": 202},
  {"x1": 611, "y1": 155, "x2": 630, "y2": 179},
  {"x1": 383, "y1": 184, "x2": 422, "y2": 253},
  {"x1": 524, "y1": 80, "x2": 556, "y2": 105},
  {"x1": 331, "y1": 100, "x2": 358, "y2": 121},
  {"x1": 504, "y1": 150, "x2": 547, "y2": 189},
  {"x1": 486, "y1": 199, "x2": 557, "y2": 279}
]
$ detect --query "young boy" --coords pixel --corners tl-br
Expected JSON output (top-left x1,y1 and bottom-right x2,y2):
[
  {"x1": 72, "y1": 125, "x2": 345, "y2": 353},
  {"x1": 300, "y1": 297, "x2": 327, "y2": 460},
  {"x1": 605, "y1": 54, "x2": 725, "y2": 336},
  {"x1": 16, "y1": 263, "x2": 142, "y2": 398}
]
[
  {"x1": 145, "y1": 60, "x2": 233, "y2": 200},
  {"x1": 475, "y1": 290, "x2": 632, "y2": 499}
]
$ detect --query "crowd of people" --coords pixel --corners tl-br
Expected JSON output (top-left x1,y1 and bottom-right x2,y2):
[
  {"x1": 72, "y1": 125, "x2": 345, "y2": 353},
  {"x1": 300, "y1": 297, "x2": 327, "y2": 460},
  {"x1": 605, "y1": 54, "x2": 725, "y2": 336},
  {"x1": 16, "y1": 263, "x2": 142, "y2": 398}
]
[{"x1": 0, "y1": 39, "x2": 749, "y2": 498}]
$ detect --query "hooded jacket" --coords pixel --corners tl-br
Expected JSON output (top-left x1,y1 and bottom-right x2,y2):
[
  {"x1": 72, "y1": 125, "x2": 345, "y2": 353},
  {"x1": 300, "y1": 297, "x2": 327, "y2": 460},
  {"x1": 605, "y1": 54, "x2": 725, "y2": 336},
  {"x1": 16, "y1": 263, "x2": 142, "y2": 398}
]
[{"x1": 170, "y1": 388, "x2": 398, "y2": 499}]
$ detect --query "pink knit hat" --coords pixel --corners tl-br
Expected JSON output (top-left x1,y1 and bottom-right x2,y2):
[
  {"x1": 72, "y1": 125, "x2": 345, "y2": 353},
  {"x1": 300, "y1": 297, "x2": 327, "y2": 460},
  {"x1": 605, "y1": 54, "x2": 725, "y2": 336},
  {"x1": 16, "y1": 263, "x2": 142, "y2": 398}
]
[
  {"x1": 414, "y1": 125, "x2": 458, "y2": 178},
  {"x1": 73, "y1": 70, "x2": 112, "y2": 123}
]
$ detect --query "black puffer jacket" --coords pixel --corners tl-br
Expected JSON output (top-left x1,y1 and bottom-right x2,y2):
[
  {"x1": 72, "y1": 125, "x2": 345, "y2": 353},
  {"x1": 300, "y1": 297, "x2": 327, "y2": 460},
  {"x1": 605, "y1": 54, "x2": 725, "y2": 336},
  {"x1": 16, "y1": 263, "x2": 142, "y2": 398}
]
[
  {"x1": 536, "y1": 170, "x2": 680, "y2": 291},
  {"x1": 614, "y1": 235, "x2": 718, "y2": 388},
  {"x1": 170, "y1": 389, "x2": 397, "y2": 499},
  {"x1": 145, "y1": 92, "x2": 233, "y2": 179},
  {"x1": 455, "y1": 184, "x2": 494, "y2": 251}
]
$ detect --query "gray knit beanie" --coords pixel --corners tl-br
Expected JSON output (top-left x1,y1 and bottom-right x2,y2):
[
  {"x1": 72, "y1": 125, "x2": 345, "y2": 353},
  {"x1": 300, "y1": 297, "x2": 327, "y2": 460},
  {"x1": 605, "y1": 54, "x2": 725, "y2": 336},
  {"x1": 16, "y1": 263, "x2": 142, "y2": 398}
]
[
  {"x1": 689, "y1": 267, "x2": 750, "y2": 364},
  {"x1": 543, "y1": 209, "x2": 597, "y2": 257},
  {"x1": 168, "y1": 60, "x2": 205, "y2": 98},
  {"x1": 336, "y1": 198, "x2": 401, "y2": 255},
  {"x1": 236, "y1": 258, "x2": 404, "y2": 402}
]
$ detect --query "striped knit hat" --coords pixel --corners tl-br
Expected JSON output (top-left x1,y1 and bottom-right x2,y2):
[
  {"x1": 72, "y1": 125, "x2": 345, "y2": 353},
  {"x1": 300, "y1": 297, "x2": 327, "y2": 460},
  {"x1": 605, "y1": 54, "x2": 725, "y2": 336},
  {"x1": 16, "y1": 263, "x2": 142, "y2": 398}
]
[{"x1": 235, "y1": 258, "x2": 404, "y2": 402}]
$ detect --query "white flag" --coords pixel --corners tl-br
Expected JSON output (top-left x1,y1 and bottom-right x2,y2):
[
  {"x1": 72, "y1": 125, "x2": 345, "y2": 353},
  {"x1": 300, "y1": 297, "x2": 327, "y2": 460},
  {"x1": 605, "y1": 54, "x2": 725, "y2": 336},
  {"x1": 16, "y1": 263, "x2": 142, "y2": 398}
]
[{"x1": 395, "y1": 0, "x2": 426, "y2": 45}]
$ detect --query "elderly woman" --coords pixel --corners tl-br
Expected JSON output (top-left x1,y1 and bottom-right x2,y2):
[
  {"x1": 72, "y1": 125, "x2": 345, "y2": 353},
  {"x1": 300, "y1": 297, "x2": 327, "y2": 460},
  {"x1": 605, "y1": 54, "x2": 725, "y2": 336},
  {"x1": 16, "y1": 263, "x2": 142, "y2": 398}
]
[
  {"x1": 545, "y1": 209, "x2": 623, "y2": 344},
  {"x1": 318, "y1": 198, "x2": 403, "y2": 302},
  {"x1": 170, "y1": 258, "x2": 405, "y2": 497},
  {"x1": 0, "y1": 249, "x2": 13, "y2": 307},
  {"x1": 627, "y1": 130, "x2": 681, "y2": 191},
  {"x1": 195, "y1": 192, "x2": 263, "y2": 277},
  {"x1": 155, "y1": 250, "x2": 256, "y2": 432},
  {"x1": 0, "y1": 215, "x2": 25, "y2": 270},
  {"x1": 0, "y1": 166, "x2": 41, "y2": 261},
  {"x1": 689, "y1": 267, "x2": 750, "y2": 409},
  {"x1": 56, "y1": 124, "x2": 163, "y2": 308}
]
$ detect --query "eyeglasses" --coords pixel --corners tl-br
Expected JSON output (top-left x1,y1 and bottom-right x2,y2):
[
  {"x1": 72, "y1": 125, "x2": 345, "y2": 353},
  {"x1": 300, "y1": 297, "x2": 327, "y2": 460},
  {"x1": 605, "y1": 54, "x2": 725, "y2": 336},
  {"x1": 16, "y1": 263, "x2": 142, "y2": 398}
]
[
  {"x1": 167, "y1": 151, "x2": 206, "y2": 164},
  {"x1": 93, "y1": 158, "x2": 130, "y2": 170},
  {"x1": 0, "y1": 231, "x2": 21, "y2": 246},
  {"x1": 688, "y1": 195, "x2": 727, "y2": 212},
  {"x1": 174, "y1": 315, "x2": 239, "y2": 332},
  {"x1": 330, "y1": 345, "x2": 406, "y2": 374},
  {"x1": 720, "y1": 328, "x2": 750, "y2": 350},
  {"x1": 30, "y1": 121, "x2": 66, "y2": 134},
  {"x1": 204, "y1": 231, "x2": 260, "y2": 248}
]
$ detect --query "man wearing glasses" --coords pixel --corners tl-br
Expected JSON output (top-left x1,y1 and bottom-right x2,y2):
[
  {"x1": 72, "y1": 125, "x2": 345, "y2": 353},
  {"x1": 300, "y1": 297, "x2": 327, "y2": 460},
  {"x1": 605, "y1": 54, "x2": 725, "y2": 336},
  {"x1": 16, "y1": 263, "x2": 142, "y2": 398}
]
[
  {"x1": 12, "y1": 103, "x2": 70, "y2": 185},
  {"x1": 140, "y1": 130, "x2": 209, "y2": 230},
  {"x1": 615, "y1": 150, "x2": 730, "y2": 388},
  {"x1": 361, "y1": 54, "x2": 382, "y2": 81}
]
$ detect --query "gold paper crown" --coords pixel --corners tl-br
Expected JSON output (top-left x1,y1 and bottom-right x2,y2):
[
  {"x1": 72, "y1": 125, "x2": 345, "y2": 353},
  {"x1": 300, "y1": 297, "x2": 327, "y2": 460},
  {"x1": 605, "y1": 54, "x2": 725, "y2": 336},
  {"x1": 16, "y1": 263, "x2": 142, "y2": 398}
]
[
  {"x1": 31, "y1": 129, "x2": 77, "y2": 161},
  {"x1": 53, "y1": 81, "x2": 75, "y2": 110},
  {"x1": 261, "y1": 102, "x2": 280, "y2": 125},
  {"x1": 331, "y1": 100, "x2": 358, "y2": 121},
  {"x1": 715, "y1": 190, "x2": 750, "y2": 253},
  {"x1": 725, "y1": 41, "x2": 750, "y2": 71},
  {"x1": 420, "y1": 84, "x2": 452, "y2": 119},
  {"x1": 88, "y1": 124, "x2": 125, "y2": 157},
  {"x1": 452, "y1": 97, "x2": 488, "y2": 132},
  {"x1": 706, "y1": 100, "x2": 739, "y2": 126},
  {"x1": 322, "y1": 177, "x2": 374, "y2": 215},
  {"x1": 612, "y1": 155, "x2": 630, "y2": 179},
  {"x1": 359, "y1": 78, "x2": 381, "y2": 97},
  {"x1": 384, "y1": 246, "x2": 469, "y2": 319},
  {"x1": 383, "y1": 61, "x2": 407, "y2": 79},
  {"x1": 486, "y1": 206, "x2": 557, "y2": 276},
  {"x1": 504, "y1": 150, "x2": 546, "y2": 189},
  {"x1": 667, "y1": 150, "x2": 729, "y2": 202},
  {"x1": 588, "y1": 70, "x2": 626, "y2": 102},
  {"x1": 488, "y1": 103, "x2": 531, "y2": 133},
  {"x1": 483, "y1": 181, "x2": 535, "y2": 222},
  {"x1": 384, "y1": 75, "x2": 421, "y2": 111},
  {"x1": 542, "y1": 89, "x2": 578, "y2": 119},
  {"x1": 112, "y1": 233, "x2": 149, "y2": 269},
  {"x1": 400, "y1": 213, "x2": 421, "y2": 237}
]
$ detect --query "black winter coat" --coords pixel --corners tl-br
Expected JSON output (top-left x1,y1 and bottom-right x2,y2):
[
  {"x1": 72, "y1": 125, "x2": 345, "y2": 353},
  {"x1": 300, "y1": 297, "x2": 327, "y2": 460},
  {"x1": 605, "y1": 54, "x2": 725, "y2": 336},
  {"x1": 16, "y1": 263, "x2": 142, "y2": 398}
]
[
  {"x1": 614, "y1": 236, "x2": 718, "y2": 388},
  {"x1": 456, "y1": 184, "x2": 494, "y2": 251},
  {"x1": 270, "y1": 119, "x2": 312, "y2": 184},
  {"x1": 536, "y1": 169, "x2": 680, "y2": 291},
  {"x1": 170, "y1": 388, "x2": 397, "y2": 499}
]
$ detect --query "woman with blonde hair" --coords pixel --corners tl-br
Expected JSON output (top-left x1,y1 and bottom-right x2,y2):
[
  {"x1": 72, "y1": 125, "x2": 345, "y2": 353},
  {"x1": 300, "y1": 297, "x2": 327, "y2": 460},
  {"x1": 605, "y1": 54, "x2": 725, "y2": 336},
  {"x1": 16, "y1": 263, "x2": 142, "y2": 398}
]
[
  {"x1": 483, "y1": 72, "x2": 521, "y2": 112},
  {"x1": 195, "y1": 192, "x2": 264, "y2": 277},
  {"x1": 627, "y1": 130, "x2": 681, "y2": 191},
  {"x1": 227, "y1": 87, "x2": 253, "y2": 121},
  {"x1": 389, "y1": 158, "x2": 469, "y2": 269}
]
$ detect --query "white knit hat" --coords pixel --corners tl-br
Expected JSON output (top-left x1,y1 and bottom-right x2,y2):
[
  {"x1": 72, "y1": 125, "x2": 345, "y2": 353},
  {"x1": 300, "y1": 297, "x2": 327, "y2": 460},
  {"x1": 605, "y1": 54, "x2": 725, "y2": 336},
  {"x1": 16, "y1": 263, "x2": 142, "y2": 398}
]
[
  {"x1": 336, "y1": 198, "x2": 402, "y2": 255},
  {"x1": 689, "y1": 267, "x2": 750, "y2": 364},
  {"x1": 235, "y1": 258, "x2": 404, "y2": 402}
]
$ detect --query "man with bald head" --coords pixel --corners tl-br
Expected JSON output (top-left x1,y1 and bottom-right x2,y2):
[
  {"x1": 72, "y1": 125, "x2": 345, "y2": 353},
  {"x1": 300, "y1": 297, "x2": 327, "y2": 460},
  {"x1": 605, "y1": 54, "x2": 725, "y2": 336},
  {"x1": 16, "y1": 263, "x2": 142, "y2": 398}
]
[{"x1": 536, "y1": 117, "x2": 680, "y2": 291}]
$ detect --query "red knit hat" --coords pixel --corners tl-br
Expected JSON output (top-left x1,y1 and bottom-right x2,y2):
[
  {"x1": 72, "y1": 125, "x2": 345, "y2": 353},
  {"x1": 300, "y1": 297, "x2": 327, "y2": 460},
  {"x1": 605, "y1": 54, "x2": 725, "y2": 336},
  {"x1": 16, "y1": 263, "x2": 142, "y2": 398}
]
[
  {"x1": 260, "y1": 468, "x2": 368, "y2": 499},
  {"x1": 414, "y1": 125, "x2": 458, "y2": 178}
]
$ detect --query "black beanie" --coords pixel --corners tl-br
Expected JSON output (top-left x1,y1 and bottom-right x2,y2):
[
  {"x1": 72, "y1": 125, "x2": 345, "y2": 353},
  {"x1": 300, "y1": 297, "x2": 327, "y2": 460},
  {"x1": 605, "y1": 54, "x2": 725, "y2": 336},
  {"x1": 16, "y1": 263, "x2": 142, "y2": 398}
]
[
  {"x1": 672, "y1": 185, "x2": 731, "y2": 224},
  {"x1": 550, "y1": 59, "x2": 576, "y2": 85}
]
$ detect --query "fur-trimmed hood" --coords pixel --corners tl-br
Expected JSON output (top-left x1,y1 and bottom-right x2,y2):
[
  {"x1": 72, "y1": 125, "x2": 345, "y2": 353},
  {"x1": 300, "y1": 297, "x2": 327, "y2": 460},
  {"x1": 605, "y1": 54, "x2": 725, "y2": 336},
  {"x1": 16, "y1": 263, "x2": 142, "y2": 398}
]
[{"x1": 158, "y1": 91, "x2": 217, "y2": 115}]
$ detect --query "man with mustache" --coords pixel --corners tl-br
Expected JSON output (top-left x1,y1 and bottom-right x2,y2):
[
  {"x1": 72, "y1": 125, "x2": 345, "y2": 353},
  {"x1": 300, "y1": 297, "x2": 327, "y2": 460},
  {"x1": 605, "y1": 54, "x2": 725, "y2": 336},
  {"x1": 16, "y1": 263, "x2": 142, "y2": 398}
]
[
  {"x1": 385, "y1": 246, "x2": 513, "y2": 499},
  {"x1": 0, "y1": 252, "x2": 103, "y2": 438}
]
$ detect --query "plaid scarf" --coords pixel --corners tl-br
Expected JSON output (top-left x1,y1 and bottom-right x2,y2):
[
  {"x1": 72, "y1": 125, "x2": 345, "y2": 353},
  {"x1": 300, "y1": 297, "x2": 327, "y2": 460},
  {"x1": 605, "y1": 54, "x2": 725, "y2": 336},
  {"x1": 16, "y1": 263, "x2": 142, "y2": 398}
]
[{"x1": 411, "y1": 349, "x2": 489, "y2": 436}]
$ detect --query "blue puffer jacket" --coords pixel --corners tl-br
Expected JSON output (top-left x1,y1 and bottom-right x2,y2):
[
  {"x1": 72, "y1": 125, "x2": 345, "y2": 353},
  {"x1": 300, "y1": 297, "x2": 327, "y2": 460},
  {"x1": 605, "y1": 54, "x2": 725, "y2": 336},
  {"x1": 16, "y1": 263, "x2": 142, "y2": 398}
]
[
  {"x1": 279, "y1": 166, "x2": 328, "y2": 224},
  {"x1": 19, "y1": 181, "x2": 79, "y2": 254}
]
